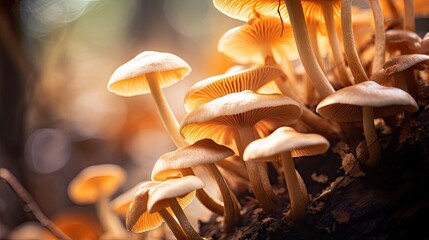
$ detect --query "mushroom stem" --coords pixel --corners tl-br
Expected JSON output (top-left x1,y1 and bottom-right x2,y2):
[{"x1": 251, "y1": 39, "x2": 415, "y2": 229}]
[
  {"x1": 284, "y1": 0, "x2": 335, "y2": 98},
  {"x1": 158, "y1": 209, "x2": 188, "y2": 240},
  {"x1": 281, "y1": 151, "x2": 309, "y2": 221},
  {"x1": 237, "y1": 126, "x2": 277, "y2": 212},
  {"x1": 320, "y1": 1, "x2": 354, "y2": 86},
  {"x1": 369, "y1": 0, "x2": 386, "y2": 74},
  {"x1": 307, "y1": 23, "x2": 326, "y2": 73},
  {"x1": 341, "y1": 0, "x2": 369, "y2": 83},
  {"x1": 181, "y1": 167, "x2": 225, "y2": 216},
  {"x1": 385, "y1": 0, "x2": 401, "y2": 21},
  {"x1": 362, "y1": 106, "x2": 381, "y2": 168},
  {"x1": 403, "y1": 0, "x2": 415, "y2": 31},
  {"x1": 146, "y1": 72, "x2": 188, "y2": 147},
  {"x1": 206, "y1": 163, "x2": 241, "y2": 232},
  {"x1": 168, "y1": 199, "x2": 204, "y2": 240},
  {"x1": 96, "y1": 195, "x2": 127, "y2": 238}
]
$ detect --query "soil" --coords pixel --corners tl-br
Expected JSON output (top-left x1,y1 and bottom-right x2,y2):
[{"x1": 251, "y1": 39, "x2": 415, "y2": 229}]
[{"x1": 199, "y1": 84, "x2": 429, "y2": 240}]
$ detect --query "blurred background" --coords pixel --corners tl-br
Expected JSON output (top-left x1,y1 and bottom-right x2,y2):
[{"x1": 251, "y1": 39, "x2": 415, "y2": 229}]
[{"x1": 0, "y1": 0, "x2": 241, "y2": 237}]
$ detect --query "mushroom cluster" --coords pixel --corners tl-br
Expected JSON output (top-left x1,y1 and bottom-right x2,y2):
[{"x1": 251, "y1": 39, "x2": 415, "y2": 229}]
[{"x1": 84, "y1": 0, "x2": 427, "y2": 238}]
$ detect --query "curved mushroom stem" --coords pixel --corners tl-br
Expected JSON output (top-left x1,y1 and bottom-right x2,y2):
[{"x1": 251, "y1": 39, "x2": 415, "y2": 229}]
[
  {"x1": 320, "y1": 1, "x2": 354, "y2": 86},
  {"x1": 146, "y1": 72, "x2": 188, "y2": 147},
  {"x1": 284, "y1": 0, "x2": 335, "y2": 98},
  {"x1": 362, "y1": 106, "x2": 381, "y2": 168},
  {"x1": 169, "y1": 199, "x2": 204, "y2": 240},
  {"x1": 238, "y1": 126, "x2": 277, "y2": 212},
  {"x1": 341, "y1": 0, "x2": 369, "y2": 83},
  {"x1": 181, "y1": 167, "x2": 225, "y2": 216},
  {"x1": 96, "y1": 195, "x2": 127, "y2": 238},
  {"x1": 307, "y1": 23, "x2": 326, "y2": 73},
  {"x1": 206, "y1": 163, "x2": 241, "y2": 233},
  {"x1": 369, "y1": 0, "x2": 386, "y2": 74},
  {"x1": 403, "y1": 0, "x2": 415, "y2": 31},
  {"x1": 158, "y1": 209, "x2": 188, "y2": 240},
  {"x1": 281, "y1": 151, "x2": 309, "y2": 221},
  {"x1": 385, "y1": 0, "x2": 401, "y2": 22}
]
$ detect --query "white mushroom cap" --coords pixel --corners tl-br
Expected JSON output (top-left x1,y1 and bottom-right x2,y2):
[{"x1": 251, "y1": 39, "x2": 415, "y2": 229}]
[
  {"x1": 151, "y1": 139, "x2": 234, "y2": 181},
  {"x1": 243, "y1": 127, "x2": 329, "y2": 161},
  {"x1": 147, "y1": 176, "x2": 205, "y2": 213},
  {"x1": 316, "y1": 81, "x2": 418, "y2": 122},
  {"x1": 107, "y1": 51, "x2": 191, "y2": 96},
  {"x1": 68, "y1": 164, "x2": 126, "y2": 204}
]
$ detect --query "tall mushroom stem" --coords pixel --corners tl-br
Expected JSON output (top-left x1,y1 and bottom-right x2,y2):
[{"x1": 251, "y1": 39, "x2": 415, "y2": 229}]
[
  {"x1": 169, "y1": 199, "x2": 204, "y2": 240},
  {"x1": 237, "y1": 126, "x2": 277, "y2": 212},
  {"x1": 146, "y1": 72, "x2": 188, "y2": 147},
  {"x1": 307, "y1": 23, "x2": 326, "y2": 73},
  {"x1": 362, "y1": 106, "x2": 381, "y2": 168},
  {"x1": 320, "y1": 1, "x2": 354, "y2": 86},
  {"x1": 403, "y1": 0, "x2": 415, "y2": 31},
  {"x1": 96, "y1": 195, "x2": 128, "y2": 238},
  {"x1": 369, "y1": 0, "x2": 386, "y2": 74},
  {"x1": 284, "y1": 0, "x2": 335, "y2": 98},
  {"x1": 206, "y1": 163, "x2": 241, "y2": 232},
  {"x1": 158, "y1": 209, "x2": 188, "y2": 240},
  {"x1": 281, "y1": 151, "x2": 310, "y2": 220},
  {"x1": 341, "y1": 0, "x2": 369, "y2": 83}
]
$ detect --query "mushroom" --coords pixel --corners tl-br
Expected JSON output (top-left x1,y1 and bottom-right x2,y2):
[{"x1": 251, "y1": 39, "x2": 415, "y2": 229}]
[
  {"x1": 244, "y1": 126, "x2": 329, "y2": 220},
  {"x1": 67, "y1": 164, "x2": 127, "y2": 239},
  {"x1": 369, "y1": 54, "x2": 429, "y2": 98},
  {"x1": 180, "y1": 90, "x2": 302, "y2": 212},
  {"x1": 213, "y1": 0, "x2": 289, "y2": 22},
  {"x1": 385, "y1": 29, "x2": 422, "y2": 55},
  {"x1": 127, "y1": 176, "x2": 206, "y2": 240},
  {"x1": 107, "y1": 51, "x2": 190, "y2": 147},
  {"x1": 110, "y1": 183, "x2": 142, "y2": 218},
  {"x1": 316, "y1": 81, "x2": 418, "y2": 168},
  {"x1": 126, "y1": 181, "x2": 187, "y2": 240},
  {"x1": 152, "y1": 138, "x2": 240, "y2": 232},
  {"x1": 184, "y1": 66, "x2": 283, "y2": 112}
]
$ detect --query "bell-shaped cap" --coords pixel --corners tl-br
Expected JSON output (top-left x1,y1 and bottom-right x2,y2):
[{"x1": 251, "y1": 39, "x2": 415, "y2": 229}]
[
  {"x1": 218, "y1": 16, "x2": 298, "y2": 65},
  {"x1": 152, "y1": 139, "x2": 235, "y2": 181},
  {"x1": 68, "y1": 164, "x2": 126, "y2": 204},
  {"x1": 243, "y1": 126, "x2": 329, "y2": 161},
  {"x1": 107, "y1": 51, "x2": 191, "y2": 96},
  {"x1": 184, "y1": 66, "x2": 282, "y2": 112},
  {"x1": 316, "y1": 81, "x2": 418, "y2": 122}
]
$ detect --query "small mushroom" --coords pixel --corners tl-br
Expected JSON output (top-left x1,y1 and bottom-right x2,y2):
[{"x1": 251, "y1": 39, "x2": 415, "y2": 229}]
[
  {"x1": 152, "y1": 138, "x2": 240, "y2": 232},
  {"x1": 67, "y1": 164, "x2": 127, "y2": 239},
  {"x1": 244, "y1": 126, "x2": 329, "y2": 220},
  {"x1": 316, "y1": 81, "x2": 418, "y2": 168},
  {"x1": 180, "y1": 90, "x2": 302, "y2": 212},
  {"x1": 126, "y1": 181, "x2": 187, "y2": 240},
  {"x1": 385, "y1": 29, "x2": 422, "y2": 55},
  {"x1": 107, "y1": 51, "x2": 191, "y2": 147},
  {"x1": 147, "y1": 176, "x2": 206, "y2": 240}
]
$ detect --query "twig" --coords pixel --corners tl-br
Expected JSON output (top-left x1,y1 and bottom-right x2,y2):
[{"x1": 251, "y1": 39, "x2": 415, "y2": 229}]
[{"x1": 0, "y1": 168, "x2": 71, "y2": 240}]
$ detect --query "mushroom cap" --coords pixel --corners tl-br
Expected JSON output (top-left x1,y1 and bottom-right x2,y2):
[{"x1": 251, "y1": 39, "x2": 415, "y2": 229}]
[
  {"x1": 385, "y1": 29, "x2": 422, "y2": 53},
  {"x1": 316, "y1": 81, "x2": 419, "y2": 122},
  {"x1": 126, "y1": 181, "x2": 164, "y2": 233},
  {"x1": 107, "y1": 51, "x2": 191, "y2": 96},
  {"x1": 184, "y1": 66, "x2": 282, "y2": 112},
  {"x1": 213, "y1": 0, "x2": 288, "y2": 22},
  {"x1": 180, "y1": 90, "x2": 302, "y2": 152},
  {"x1": 147, "y1": 176, "x2": 205, "y2": 213},
  {"x1": 68, "y1": 164, "x2": 126, "y2": 204},
  {"x1": 243, "y1": 126, "x2": 329, "y2": 161},
  {"x1": 370, "y1": 54, "x2": 429, "y2": 85},
  {"x1": 152, "y1": 139, "x2": 235, "y2": 181},
  {"x1": 218, "y1": 16, "x2": 298, "y2": 66}
]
